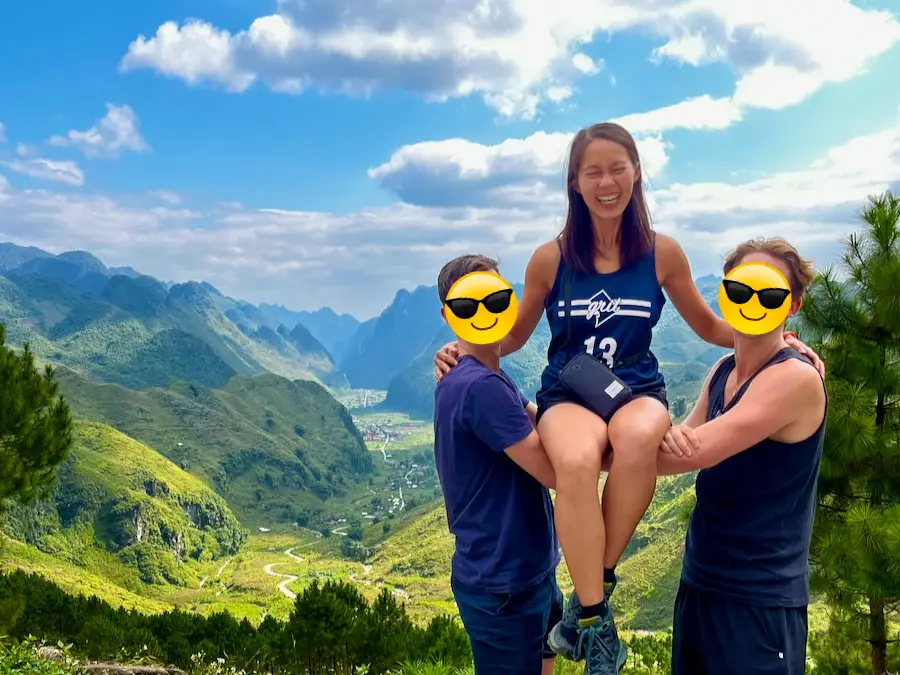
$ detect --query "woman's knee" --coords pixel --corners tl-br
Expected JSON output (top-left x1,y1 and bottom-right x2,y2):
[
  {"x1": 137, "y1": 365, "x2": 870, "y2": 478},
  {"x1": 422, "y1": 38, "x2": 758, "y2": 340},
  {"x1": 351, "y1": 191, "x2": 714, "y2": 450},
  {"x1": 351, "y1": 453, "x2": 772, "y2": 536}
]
[
  {"x1": 552, "y1": 442, "x2": 605, "y2": 483},
  {"x1": 539, "y1": 405, "x2": 608, "y2": 484},
  {"x1": 608, "y1": 401, "x2": 670, "y2": 468}
]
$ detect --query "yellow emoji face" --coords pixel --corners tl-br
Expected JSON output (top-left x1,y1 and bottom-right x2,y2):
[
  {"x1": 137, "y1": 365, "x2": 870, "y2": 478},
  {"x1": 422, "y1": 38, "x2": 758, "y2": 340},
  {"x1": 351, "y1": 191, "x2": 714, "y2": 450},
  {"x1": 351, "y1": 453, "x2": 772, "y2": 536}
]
[
  {"x1": 443, "y1": 271, "x2": 518, "y2": 345},
  {"x1": 719, "y1": 262, "x2": 793, "y2": 336}
]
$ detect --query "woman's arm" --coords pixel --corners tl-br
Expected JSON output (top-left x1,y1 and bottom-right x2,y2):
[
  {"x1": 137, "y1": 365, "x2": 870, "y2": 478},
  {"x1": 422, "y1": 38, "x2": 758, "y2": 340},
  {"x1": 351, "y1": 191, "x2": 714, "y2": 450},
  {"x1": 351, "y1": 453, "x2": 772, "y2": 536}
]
[
  {"x1": 657, "y1": 234, "x2": 734, "y2": 348},
  {"x1": 498, "y1": 241, "x2": 558, "y2": 356}
]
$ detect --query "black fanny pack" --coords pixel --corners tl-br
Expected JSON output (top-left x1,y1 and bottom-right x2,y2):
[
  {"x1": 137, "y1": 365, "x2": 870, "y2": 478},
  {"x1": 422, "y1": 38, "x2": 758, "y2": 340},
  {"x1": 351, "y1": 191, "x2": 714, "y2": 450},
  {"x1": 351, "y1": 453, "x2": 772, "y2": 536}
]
[
  {"x1": 558, "y1": 352, "x2": 634, "y2": 421},
  {"x1": 555, "y1": 251, "x2": 647, "y2": 422}
]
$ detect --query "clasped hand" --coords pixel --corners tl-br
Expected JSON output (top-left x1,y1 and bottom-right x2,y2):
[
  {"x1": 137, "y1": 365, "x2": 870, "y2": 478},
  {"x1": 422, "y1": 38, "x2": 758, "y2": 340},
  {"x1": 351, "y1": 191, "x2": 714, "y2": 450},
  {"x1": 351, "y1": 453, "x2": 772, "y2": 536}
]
[{"x1": 660, "y1": 424, "x2": 699, "y2": 458}]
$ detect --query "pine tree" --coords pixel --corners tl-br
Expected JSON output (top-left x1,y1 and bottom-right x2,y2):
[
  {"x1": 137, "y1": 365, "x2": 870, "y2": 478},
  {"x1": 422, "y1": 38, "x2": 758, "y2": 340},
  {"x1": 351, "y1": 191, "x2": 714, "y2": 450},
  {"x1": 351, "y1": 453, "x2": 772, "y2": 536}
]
[
  {"x1": 798, "y1": 190, "x2": 900, "y2": 674},
  {"x1": 0, "y1": 325, "x2": 73, "y2": 515}
]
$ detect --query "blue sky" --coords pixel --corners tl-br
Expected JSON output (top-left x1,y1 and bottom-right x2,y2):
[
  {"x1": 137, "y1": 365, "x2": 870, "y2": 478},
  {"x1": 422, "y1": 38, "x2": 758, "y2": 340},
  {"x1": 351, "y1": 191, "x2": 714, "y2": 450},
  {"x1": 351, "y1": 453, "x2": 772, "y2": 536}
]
[{"x1": 1, "y1": 0, "x2": 899, "y2": 318}]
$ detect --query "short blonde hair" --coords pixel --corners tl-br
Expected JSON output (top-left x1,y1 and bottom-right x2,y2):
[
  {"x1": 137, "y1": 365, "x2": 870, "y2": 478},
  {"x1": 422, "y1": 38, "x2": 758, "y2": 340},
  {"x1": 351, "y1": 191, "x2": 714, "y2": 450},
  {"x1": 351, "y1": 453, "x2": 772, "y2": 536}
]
[{"x1": 723, "y1": 237, "x2": 815, "y2": 297}]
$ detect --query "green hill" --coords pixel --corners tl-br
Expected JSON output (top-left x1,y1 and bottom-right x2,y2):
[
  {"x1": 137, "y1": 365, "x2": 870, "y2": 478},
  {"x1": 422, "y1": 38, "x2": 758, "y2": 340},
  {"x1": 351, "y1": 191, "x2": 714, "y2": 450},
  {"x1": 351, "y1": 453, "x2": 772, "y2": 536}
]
[
  {"x1": 0, "y1": 420, "x2": 246, "y2": 588},
  {"x1": 54, "y1": 367, "x2": 374, "y2": 529}
]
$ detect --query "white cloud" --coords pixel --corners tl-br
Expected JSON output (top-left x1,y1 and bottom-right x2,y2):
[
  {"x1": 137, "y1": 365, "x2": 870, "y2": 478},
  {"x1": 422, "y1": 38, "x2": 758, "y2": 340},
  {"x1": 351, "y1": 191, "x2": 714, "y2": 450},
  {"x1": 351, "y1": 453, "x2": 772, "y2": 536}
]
[
  {"x1": 149, "y1": 189, "x2": 182, "y2": 205},
  {"x1": 16, "y1": 143, "x2": 37, "y2": 157},
  {"x1": 612, "y1": 95, "x2": 743, "y2": 133},
  {"x1": 368, "y1": 129, "x2": 671, "y2": 208},
  {"x1": 0, "y1": 123, "x2": 6, "y2": 144},
  {"x1": 653, "y1": 1, "x2": 900, "y2": 111},
  {"x1": 0, "y1": 158, "x2": 85, "y2": 186},
  {"x1": 48, "y1": 103, "x2": 149, "y2": 158},
  {"x1": 1, "y1": 121, "x2": 897, "y2": 317},
  {"x1": 118, "y1": 0, "x2": 900, "y2": 119}
]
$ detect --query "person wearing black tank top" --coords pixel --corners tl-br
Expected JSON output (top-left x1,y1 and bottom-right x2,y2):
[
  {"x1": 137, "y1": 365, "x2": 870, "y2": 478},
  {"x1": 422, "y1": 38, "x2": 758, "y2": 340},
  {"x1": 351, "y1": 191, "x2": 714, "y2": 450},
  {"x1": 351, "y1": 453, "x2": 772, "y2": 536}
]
[
  {"x1": 656, "y1": 238, "x2": 827, "y2": 675},
  {"x1": 433, "y1": 124, "x2": 824, "y2": 675}
]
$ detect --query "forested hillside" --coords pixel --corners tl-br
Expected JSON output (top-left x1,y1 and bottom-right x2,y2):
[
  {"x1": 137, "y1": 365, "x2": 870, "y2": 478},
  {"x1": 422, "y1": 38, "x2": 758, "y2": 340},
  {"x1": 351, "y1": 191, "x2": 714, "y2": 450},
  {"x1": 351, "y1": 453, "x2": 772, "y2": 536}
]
[
  {"x1": 0, "y1": 420, "x2": 246, "y2": 588},
  {"x1": 54, "y1": 367, "x2": 373, "y2": 529}
]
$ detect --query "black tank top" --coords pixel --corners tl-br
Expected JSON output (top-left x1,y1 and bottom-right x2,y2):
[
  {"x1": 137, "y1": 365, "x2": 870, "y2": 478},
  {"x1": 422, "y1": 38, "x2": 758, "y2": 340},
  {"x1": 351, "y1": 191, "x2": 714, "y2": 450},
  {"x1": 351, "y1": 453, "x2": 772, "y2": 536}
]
[{"x1": 681, "y1": 347, "x2": 827, "y2": 607}]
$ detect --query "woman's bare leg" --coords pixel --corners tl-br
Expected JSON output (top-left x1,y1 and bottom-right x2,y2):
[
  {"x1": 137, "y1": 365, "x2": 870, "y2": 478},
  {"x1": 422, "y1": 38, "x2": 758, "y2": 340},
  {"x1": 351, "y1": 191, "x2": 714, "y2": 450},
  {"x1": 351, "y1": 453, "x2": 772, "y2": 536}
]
[
  {"x1": 602, "y1": 396, "x2": 671, "y2": 568},
  {"x1": 538, "y1": 403, "x2": 609, "y2": 607}
]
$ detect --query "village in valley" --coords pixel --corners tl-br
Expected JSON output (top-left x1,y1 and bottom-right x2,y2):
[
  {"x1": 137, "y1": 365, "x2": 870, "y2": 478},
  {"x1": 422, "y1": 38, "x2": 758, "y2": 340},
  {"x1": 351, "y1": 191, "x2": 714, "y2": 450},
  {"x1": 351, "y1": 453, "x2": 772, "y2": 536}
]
[{"x1": 328, "y1": 390, "x2": 443, "y2": 526}]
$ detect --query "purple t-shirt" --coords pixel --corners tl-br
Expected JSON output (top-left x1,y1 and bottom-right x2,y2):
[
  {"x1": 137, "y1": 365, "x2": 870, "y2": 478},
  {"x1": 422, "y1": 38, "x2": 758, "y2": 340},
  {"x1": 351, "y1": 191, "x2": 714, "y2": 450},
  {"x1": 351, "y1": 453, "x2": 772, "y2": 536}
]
[{"x1": 434, "y1": 355, "x2": 559, "y2": 593}]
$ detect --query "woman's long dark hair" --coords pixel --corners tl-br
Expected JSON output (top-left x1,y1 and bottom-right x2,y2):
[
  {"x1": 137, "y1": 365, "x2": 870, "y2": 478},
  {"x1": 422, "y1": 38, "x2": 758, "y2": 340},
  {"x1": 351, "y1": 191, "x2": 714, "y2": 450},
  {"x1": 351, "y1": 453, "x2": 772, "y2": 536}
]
[{"x1": 559, "y1": 123, "x2": 654, "y2": 274}]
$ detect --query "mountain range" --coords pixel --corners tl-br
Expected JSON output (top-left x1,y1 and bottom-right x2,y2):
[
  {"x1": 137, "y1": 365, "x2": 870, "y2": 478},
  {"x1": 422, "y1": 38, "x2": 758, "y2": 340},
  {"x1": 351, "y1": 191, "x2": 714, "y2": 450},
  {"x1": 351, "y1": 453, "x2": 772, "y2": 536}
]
[{"x1": 0, "y1": 238, "x2": 730, "y2": 631}]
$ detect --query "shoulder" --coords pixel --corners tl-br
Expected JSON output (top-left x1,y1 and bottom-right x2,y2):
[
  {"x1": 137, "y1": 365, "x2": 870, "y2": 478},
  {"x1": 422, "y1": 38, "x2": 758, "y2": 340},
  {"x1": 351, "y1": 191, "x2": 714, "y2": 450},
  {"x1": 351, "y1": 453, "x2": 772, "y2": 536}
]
[
  {"x1": 654, "y1": 233, "x2": 689, "y2": 281},
  {"x1": 750, "y1": 354, "x2": 825, "y2": 407},
  {"x1": 463, "y1": 370, "x2": 526, "y2": 421},
  {"x1": 654, "y1": 232, "x2": 684, "y2": 259},
  {"x1": 530, "y1": 239, "x2": 561, "y2": 269},
  {"x1": 525, "y1": 239, "x2": 562, "y2": 289},
  {"x1": 467, "y1": 369, "x2": 517, "y2": 399}
]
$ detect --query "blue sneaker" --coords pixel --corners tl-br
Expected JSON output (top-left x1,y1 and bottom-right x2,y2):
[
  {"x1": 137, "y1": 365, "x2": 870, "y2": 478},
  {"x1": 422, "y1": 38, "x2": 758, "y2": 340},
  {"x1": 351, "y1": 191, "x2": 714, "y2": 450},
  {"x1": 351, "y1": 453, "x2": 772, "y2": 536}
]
[
  {"x1": 548, "y1": 577, "x2": 618, "y2": 661},
  {"x1": 548, "y1": 591, "x2": 581, "y2": 660},
  {"x1": 576, "y1": 612, "x2": 628, "y2": 674}
]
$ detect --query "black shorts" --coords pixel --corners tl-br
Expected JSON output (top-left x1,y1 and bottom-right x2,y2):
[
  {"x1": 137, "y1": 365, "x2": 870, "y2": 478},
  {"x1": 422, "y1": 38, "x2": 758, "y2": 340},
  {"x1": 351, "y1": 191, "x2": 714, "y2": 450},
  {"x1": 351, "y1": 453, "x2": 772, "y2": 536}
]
[
  {"x1": 452, "y1": 572, "x2": 564, "y2": 674},
  {"x1": 535, "y1": 381, "x2": 668, "y2": 425},
  {"x1": 672, "y1": 581, "x2": 808, "y2": 675}
]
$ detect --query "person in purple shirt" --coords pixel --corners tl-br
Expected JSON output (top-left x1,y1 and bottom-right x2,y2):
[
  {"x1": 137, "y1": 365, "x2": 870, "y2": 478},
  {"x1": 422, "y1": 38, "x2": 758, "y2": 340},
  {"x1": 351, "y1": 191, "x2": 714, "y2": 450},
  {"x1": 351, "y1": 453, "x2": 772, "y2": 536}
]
[{"x1": 433, "y1": 253, "x2": 562, "y2": 675}]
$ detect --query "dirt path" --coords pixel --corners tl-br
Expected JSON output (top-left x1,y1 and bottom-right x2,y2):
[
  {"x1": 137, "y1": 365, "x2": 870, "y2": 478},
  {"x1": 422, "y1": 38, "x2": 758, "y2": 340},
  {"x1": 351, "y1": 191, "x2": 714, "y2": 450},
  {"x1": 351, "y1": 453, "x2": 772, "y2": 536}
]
[
  {"x1": 263, "y1": 561, "x2": 298, "y2": 599},
  {"x1": 348, "y1": 562, "x2": 411, "y2": 601},
  {"x1": 380, "y1": 437, "x2": 393, "y2": 463},
  {"x1": 262, "y1": 544, "x2": 317, "y2": 598},
  {"x1": 198, "y1": 558, "x2": 231, "y2": 589}
]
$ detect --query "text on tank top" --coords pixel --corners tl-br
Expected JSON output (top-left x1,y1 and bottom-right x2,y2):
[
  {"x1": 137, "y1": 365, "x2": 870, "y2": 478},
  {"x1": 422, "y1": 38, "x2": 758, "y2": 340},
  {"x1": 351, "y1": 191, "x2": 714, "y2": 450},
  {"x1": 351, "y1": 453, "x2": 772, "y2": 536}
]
[
  {"x1": 542, "y1": 239, "x2": 666, "y2": 392},
  {"x1": 681, "y1": 347, "x2": 827, "y2": 607}
]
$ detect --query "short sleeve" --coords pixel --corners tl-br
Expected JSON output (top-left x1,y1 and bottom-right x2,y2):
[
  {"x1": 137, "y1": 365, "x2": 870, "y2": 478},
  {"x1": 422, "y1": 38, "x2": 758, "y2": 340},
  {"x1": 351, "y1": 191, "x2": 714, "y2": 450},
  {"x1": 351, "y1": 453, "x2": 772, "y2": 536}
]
[
  {"x1": 465, "y1": 374, "x2": 535, "y2": 453},
  {"x1": 518, "y1": 387, "x2": 530, "y2": 409}
]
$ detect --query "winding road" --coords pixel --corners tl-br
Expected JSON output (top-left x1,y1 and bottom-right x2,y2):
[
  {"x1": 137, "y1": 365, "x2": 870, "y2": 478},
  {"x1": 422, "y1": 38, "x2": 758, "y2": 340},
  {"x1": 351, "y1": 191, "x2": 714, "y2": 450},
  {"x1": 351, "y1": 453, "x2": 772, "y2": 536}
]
[
  {"x1": 348, "y1": 562, "x2": 411, "y2": 601},
  {"x1": 198, "y1": 558, "x2": 231, "y2": 589},
  {"x1": 263, "y1": 561, "x2": 299, "y2": 599},
  {"x1": 263, "y1": 546, "x2": 307, "y2": 599},
  {"x1": 262, "y1": 546, "x2": 412, "y2": 603}
]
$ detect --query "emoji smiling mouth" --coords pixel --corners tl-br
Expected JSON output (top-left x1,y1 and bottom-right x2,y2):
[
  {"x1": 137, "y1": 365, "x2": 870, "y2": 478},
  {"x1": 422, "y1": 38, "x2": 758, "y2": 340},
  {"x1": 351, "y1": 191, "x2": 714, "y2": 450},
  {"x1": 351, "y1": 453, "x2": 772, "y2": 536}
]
[
  {"x1": 471, "y1": 318, "x2": 498, "y2": 331},
  {"x1": 739, "y1": 309, "x2": 766, "y2": 321}
]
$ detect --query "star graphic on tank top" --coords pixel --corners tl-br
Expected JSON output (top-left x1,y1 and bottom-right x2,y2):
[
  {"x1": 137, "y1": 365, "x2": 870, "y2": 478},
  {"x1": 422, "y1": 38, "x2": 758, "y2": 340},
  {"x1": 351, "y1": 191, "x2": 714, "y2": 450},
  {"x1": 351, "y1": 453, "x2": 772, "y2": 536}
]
[{"x1": 584, "y1": 289, "x2": 622, "y2": 328}]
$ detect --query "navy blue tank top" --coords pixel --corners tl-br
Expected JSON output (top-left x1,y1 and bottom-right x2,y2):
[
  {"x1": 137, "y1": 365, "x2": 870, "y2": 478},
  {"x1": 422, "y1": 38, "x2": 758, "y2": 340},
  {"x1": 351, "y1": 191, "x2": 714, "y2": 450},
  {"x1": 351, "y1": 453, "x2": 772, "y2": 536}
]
[
  {"x1": 681, "y1": 347, "x2": 826, "y2": 607},
  {"x1": 538, "y1": 238, "x2": 666, "y2": 398}
]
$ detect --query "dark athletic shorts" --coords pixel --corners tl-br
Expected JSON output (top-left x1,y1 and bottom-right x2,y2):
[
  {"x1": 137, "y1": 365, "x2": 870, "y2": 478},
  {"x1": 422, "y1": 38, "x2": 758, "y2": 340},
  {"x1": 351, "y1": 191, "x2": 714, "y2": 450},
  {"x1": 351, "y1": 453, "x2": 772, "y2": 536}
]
[
  {"x1": 672, "y1": 581, "x2": 808, "y2": 675},
  {"x1": 451, "y1": 571, "x2": 564, "y2": 674},
  {"x1": 535, "y1": 381, "x2": 668, "y2": 425}
]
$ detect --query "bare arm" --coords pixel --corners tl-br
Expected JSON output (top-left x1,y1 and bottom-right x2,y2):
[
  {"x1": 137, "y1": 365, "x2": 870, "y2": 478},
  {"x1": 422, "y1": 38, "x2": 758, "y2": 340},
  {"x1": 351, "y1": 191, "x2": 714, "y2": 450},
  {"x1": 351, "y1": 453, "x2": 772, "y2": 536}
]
[
  {"x1": 504, "y1": 429, "x2": 556, "y2": 490},
  {"x1": 525, "y1": 400, "x2": 538, "y2": 428},
  {"x1": 657, "y1": 234, "x2": 734, "y2": 348},
  {"x1": 658, "y1": 361, "x2": 825, "y2": 474},
  {"x1": 499, "y1": 241, "x2": 559, "y2": 357},
  {"x1": 656, "y1": 355, "x2": 724, "y2": 475}
]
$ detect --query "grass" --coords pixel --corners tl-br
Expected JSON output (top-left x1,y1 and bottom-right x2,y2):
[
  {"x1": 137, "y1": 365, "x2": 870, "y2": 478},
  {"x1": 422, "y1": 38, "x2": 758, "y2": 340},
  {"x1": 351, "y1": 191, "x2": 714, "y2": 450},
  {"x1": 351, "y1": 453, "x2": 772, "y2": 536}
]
[
  {"x1": 0, "y1": 536, "x2": 170, "y2": 615},
  {"x1": 1, "y1": 420, "x2": 246, "y2": 587}
]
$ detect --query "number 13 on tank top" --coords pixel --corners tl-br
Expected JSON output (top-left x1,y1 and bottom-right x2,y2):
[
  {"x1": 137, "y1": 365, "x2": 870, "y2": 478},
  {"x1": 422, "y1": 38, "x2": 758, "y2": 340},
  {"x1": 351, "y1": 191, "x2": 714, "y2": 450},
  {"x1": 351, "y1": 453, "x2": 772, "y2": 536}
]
[{"x1": 584, "y1": 335, "x2": 618, "y2": 368}]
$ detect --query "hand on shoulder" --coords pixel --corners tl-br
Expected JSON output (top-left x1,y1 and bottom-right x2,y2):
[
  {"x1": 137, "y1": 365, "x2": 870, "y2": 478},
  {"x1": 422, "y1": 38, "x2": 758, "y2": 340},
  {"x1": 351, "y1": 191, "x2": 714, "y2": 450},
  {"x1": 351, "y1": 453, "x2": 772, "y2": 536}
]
[{"x1": 434, "y1": 341, "x2": 459, "y2": 381}]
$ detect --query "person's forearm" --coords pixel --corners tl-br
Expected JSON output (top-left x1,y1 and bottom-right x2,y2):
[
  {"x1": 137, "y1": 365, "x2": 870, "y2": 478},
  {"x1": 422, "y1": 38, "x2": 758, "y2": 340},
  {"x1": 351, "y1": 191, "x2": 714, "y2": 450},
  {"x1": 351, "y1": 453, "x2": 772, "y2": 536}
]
[
  {"x1": 656, "y1": 451, "x2": 697, "y2": 475},
  {"x1": 500, "y1": 333, "x2": 526, "y2": 357},
  {"x1": 708, "y1": 317, "x2": 735, "y2": 348}
]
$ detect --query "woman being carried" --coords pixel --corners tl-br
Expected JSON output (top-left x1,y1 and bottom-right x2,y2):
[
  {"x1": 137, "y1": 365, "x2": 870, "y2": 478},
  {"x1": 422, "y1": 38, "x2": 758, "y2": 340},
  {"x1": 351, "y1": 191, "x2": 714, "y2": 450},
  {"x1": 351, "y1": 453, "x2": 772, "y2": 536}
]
[{"x1": 433, "y1": 122, "x2": 823, "y2": 675}]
